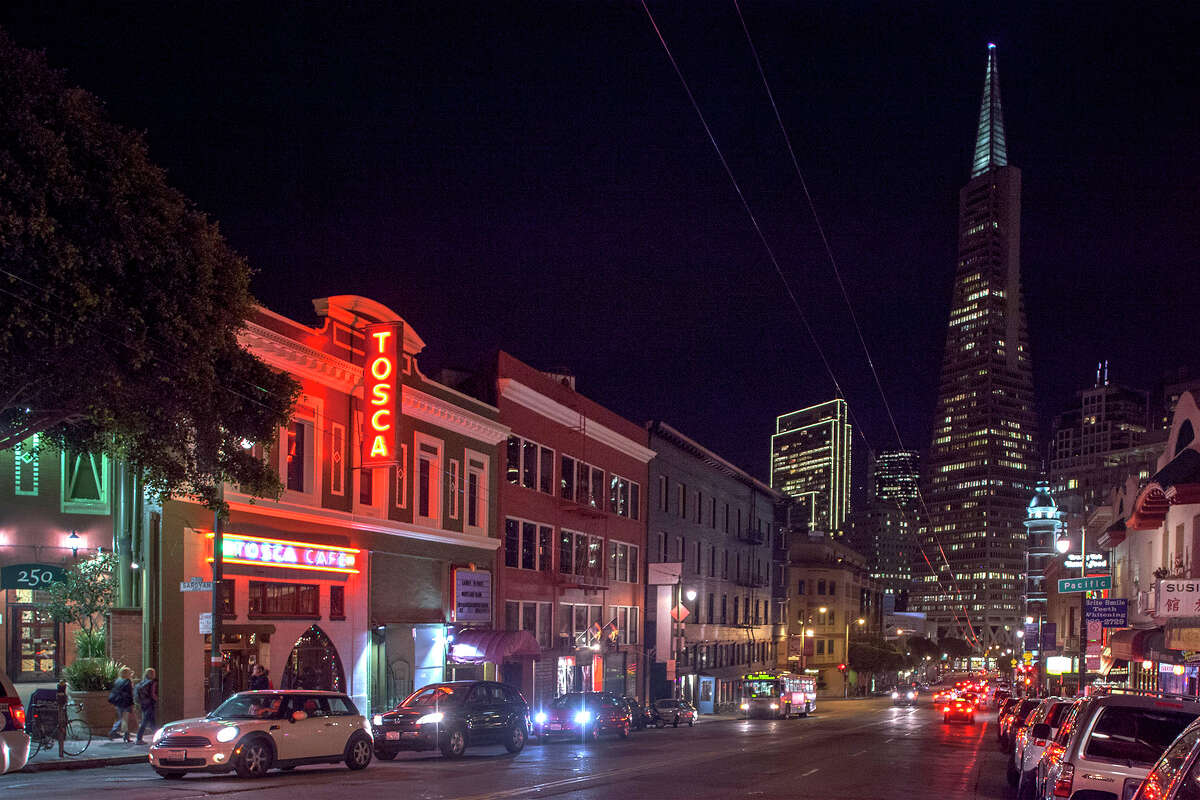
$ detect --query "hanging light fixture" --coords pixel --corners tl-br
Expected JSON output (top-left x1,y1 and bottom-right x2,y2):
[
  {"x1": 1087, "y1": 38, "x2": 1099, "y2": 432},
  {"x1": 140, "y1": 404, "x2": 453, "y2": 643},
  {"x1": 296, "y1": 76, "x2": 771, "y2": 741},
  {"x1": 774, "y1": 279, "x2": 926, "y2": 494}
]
[{"x1": 68, "y1": 530, "x2": 81, "y2": 557}]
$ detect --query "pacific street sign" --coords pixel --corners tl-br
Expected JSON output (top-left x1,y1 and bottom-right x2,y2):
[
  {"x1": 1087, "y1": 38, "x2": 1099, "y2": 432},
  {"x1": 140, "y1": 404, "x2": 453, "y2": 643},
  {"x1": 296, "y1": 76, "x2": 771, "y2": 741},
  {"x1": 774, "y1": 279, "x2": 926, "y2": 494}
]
[{"x1": 1058, "y1": 576, "x2": 1112, "y2": 593}]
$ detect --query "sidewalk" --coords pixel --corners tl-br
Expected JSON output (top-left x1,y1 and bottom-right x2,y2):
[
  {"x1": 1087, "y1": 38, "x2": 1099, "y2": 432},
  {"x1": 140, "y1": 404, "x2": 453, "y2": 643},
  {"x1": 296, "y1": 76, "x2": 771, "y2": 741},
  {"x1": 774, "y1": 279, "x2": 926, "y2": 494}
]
[{"x1": 22, "y1": 737, "x2": 149, "y2": 773}]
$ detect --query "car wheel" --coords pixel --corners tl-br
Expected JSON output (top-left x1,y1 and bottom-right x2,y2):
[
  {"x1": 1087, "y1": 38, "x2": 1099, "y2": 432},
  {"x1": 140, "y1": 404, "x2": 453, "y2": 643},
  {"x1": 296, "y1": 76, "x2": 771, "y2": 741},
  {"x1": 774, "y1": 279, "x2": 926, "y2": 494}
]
[
  {"x1": 618, "y1": 721, "x2": 631, "y2": 739},
  {"x1": 504, "y1": 721, "x2": 527, "y2": 754},
  {"x1": 235, "y1": 736, "x2": 274, "y2": 778},
  {"x1": 688, "y1": 717, "x2": 694, "y2": 727},
  {"x1": 1016, "y1": 769, "x2": 1036, "y2": 800},
  {"x1": 155, "y1": 770, "x2": 185, "y2": 779},
  {"x1": 655, "y1": 718, "x2": 665, "y2": 729},
  {"x1": 375, "y1": 748, "x2": 399, "y2": 761},
  {"x1": 440, "y1": 727, "x2": 467, "y2": 758},
  {"x1": 673, "y1": 715, "x2": 679, "y2": 728},
  {"x1": 1006, "y1": 757, "x2": 1019, "y2": 786},
  {"x1": 345, "y1": 733, "x2": 373, "y2": 770}
]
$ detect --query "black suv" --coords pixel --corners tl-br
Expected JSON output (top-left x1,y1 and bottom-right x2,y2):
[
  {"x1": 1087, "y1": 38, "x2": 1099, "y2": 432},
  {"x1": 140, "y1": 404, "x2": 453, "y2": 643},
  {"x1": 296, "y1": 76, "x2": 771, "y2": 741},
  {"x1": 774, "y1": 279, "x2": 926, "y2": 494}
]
[{"x1": 372, "y1": 681, "x2": 530, "y2": 759}]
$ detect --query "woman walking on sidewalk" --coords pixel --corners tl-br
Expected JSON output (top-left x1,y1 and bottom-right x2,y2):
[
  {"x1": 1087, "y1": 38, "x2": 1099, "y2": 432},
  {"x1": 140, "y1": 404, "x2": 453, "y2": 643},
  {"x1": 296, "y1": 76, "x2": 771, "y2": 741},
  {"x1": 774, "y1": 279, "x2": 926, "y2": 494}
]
[
  {"x1": 135, "y1": 668, "x2": 158, "y2": 745},
  {"x1": 108, "y1": 667, "x2": 135, "y2": 742}
]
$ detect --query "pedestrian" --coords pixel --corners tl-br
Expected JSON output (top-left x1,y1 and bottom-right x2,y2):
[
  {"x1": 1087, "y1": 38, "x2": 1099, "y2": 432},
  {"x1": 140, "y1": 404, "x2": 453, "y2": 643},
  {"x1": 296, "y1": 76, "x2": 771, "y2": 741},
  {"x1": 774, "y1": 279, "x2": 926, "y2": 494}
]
[
  {"x1": 248, "y1": 664, "x2": 271, "y2": 691},
  {"x1": 134, "y1": 668, "x2": 158, "y2": 745},
  {"x1": 107, "y1": 667, "x2": 135, "y2": 741}
]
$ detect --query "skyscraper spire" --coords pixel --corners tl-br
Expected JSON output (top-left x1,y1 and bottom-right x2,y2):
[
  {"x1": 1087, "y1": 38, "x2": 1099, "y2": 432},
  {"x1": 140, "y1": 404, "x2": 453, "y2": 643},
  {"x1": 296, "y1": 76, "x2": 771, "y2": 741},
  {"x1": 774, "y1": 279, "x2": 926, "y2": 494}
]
[{"x1": 971, "y1": 43, "x2": 1008, "y2": 177}]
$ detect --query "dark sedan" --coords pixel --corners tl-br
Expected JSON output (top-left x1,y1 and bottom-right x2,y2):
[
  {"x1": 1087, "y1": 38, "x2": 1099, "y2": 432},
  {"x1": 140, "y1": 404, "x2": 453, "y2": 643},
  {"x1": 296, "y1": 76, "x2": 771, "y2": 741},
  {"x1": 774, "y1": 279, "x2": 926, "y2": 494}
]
[
  {"x1": 372, "y1": 681, "x2": 530, "y2": 759},
  {"x1": 533, "y1": 692, "x2": 632, "y2": 741}
]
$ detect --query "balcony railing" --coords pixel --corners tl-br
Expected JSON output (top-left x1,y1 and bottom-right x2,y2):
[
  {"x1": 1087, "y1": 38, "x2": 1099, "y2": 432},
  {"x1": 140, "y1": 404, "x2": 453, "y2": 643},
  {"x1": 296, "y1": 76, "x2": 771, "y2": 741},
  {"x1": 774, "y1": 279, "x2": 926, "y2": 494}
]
[
  {"x1": 734, "y1": 573, "x2": 768, "y2": 588},
  {"x1": 560, "y1": 566, "x2": 608, "y2": 590}
]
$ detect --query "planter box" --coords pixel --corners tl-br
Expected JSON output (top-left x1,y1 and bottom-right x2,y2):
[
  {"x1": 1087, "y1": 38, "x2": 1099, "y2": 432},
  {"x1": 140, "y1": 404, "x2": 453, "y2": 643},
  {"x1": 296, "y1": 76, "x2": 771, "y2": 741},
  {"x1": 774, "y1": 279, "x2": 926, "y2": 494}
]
[{"x1": 69, "y1": 689, "x2": 137, "y2": 736}]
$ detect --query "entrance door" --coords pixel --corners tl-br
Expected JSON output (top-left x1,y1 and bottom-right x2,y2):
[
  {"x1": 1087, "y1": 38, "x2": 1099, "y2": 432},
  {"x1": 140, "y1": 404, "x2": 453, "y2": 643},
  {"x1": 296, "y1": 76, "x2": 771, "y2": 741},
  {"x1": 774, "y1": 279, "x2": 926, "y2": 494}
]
[
  {"x1": 281, "y1": 626, "x2": 345, "y2": 691},
  {"x1": 8, "y1": 604, "x2": 60, "y2": 682},
  {"x1": 698, "y1": 676, "x2": 715, "y2": 715}
]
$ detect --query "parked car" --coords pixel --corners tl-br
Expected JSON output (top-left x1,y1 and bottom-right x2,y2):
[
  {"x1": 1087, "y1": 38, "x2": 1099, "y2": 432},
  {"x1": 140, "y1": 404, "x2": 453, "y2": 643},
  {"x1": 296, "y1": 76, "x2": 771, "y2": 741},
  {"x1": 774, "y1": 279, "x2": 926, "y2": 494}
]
[
  {"x1": 533, "y1": 692, "x2": 631, "y2": 741},
  {"x1": 1042, "y1": 690, "x2": 1200, "y2": 800},
  {"x1": 620, "y1": 696, "x2": 652, "y2": 730},
  {"x1": 1011, "y1": 698, "x2": 1070, "y2": 800},
  {"x1": 992, "y1": 687, "x2": 1013, "y2": 710},
  {"x1": 1000, "y1": 698, "x2": 1040, "y2": 750},
  {"x1": 148, "y1": 690, "x2": 372, "y2": 778},
  {"x1": 1134, "y1": 714, "x2": 1200, "y2": 800},
  {"x1": 1, "y1": 670, "x2": 30, "y2": 774},
  {"x1": 652, "y1": 698, "x2": 696, "y2": 728},
  {"x1": 372, "y1": 681, "x2": 529, "y2": 759},
  {"x1": 998, "y1": 696, "x2": 1021, "y2": 723}
]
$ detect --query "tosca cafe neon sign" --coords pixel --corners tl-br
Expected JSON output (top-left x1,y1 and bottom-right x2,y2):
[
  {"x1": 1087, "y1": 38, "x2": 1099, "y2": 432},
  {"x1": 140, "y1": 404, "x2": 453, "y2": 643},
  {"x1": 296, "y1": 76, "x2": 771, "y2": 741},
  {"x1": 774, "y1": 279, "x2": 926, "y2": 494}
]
[
  {"x1": 206, "y1": 532, "x2": 360, "y2": 575},
  {"x1": 363, "y1": 321, "x2": 402, "y2": 467}
]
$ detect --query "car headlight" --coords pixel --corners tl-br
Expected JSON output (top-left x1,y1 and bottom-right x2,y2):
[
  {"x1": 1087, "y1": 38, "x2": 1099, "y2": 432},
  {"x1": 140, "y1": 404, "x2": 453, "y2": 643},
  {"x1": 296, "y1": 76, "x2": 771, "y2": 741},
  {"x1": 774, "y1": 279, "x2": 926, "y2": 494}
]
[
  {"x1": 769, "y1": 703, "x2": 778, "y2": 710},
  {"x1": 891, "y1": 692, "x2": 899, "y2": 698},
  {"x1": 152, "y1": 726, "x2": 167, "y2": 743},
  {"x1": 534, "y1": 712, "x2": 548, "y2": 725},
  {"x1": 574, "y1": 710, "x2": 593, "y2": 725},
  {"x1": 215, "y1": 726, "x2": 239, "y2": 743},
  {"x1": 907, "y1": 692, "x2": 915, "y2": 700},
  {"x1": 739, "y1": 703, "x2": 749, "y2": 710},
  {"x1": 373, "y1": 714, "x2": 384, "y2": 726},
  {"x1": 416, "y1": 712, "x2": 444, "y2": 725}
]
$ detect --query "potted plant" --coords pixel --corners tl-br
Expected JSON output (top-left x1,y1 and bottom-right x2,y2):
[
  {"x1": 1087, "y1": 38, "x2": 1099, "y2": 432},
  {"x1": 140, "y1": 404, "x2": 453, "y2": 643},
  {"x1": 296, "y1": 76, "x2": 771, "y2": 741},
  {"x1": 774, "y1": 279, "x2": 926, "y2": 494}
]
[{"x1": 43, "y1": 552, "x2": 125, "y2": 734}]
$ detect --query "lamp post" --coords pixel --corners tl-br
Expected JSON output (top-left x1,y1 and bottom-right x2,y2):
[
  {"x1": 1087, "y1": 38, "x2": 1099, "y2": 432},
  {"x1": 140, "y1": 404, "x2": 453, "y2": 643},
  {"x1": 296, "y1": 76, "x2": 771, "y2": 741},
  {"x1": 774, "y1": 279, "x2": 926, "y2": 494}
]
[{"x1": 844, "y1": 617, "x2": 865, "y2": 698}]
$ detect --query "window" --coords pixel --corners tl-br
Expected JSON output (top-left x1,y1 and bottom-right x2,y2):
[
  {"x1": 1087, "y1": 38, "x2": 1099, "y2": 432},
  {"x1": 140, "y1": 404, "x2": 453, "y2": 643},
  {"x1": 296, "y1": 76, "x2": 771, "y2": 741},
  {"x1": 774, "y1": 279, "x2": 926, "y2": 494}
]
[
  {"x1": 723, "y1": 549, "x2": 729, "y2": 579},
  {"x1": 657, "y1": 532, "x2": 667, "y2": 562},
  {"x1": 329, "y1": 423, "x2": 346, "y2": 496},
  {"x1": 448, "y1": 459, "x2": 461, "y2": 520},
  {"x1": 464, "y1": 450, "x2": 487, "y2": 536},
  {"x1": 709, "y1": 546, "x2": 716, "y2": 578},
  {"x1": 677, "y1": 483, "x2": 686, "y2": 518},
  {"x1": 817, "y1": 579, "x2": 826, "y2": 595},
  {"x1": 506, "y1": 518, "x2": 553, "y2": 571},
  {"x1": 720, "y1": 595, "x2": 727, "y2": 624},
  {"x1": 607, "y1": 541, "x2": 639, "y2": 582},
  {"x1": 218, "y1": 580, "x2": 235, "y2": 616},
  {"x1": 658, "y1": 475, "x2": 668, "y2": 511},
  {"x1": 829, "y1": 581, "x2": 837, "y2": 597},
  {"x1": 607, "y1": 605, "x2": 639, "y2": 644},
  {"x1": 693, "y1": 541, "x2": 701, "y2": 574},
  {"x1": 508, "y1": 601, "x2": 553, "y2": 648},
  {"x1": 797, "y1": 579, "x2": 805, "y2": 596},
  {"x1": 330, "y1": 585, "x2": 345, "y2": 620},
  {"x1": 816, "y1": 639, "x2": 825, "y2": 655},
  {"x1": 733, "y1": 597, "x2": 740, "y2": 625},
  {"x1": 675, "y1": 536, "x2": 684, "y2": 562},
  {"x1": 560, "y1": 453, "x2": 575, "y2": 499},
  {"x1": 60, "y1": 449, "x2": 110, "y2": 514},
  {"x1": 560, "y1": 602, "x2": 603, "y2": 641},
  {"x1": 694, "y1": 490, "x2": 702, "y2": 523},
  {"x1": 414, "y1": 434, "x2": 442, "y2": 526},
  {"x1": 560, "y1": 530, "x2": 604, "y2": 578},
  {"x1": 14, "y1": 435, "x2": 38, "y2": 497},
  {"x1": 507, "y1": 435, "x2": 553, "y2": 494},
  {"x1": 560, "y1": 455, "x2": 603, "y2": 507},
  {"x1": 710, "y1": 497, "x2": 717, "y2": 528},
  {"x1": 248, "y1": 581, "x2": 319, "y2": 618},
  {"x1": 706, "y1": 593, "x2": 714, "y2": 624}
]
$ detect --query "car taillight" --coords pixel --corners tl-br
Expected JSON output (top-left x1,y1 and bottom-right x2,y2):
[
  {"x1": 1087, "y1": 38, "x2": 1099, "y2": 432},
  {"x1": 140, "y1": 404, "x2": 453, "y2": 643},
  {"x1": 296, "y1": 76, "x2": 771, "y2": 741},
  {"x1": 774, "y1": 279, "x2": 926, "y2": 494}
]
[
  {"x1": 1053, "y1": 763, "x2": 1074, "y2": 797},
  {"x1": 2, "y1": 701, "x2": 25, "y2": 731}
]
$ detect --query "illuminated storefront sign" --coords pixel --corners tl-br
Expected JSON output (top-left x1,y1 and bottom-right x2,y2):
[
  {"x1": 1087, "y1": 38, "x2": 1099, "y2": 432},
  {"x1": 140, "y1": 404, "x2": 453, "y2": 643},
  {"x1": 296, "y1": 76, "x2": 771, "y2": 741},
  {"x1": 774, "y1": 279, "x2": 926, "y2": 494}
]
[
  {"x1": 453, "y1": 568, "x2": 492, "y2": 623},
  {"x1": 363, "y1": 321, "x2": 402, "y2": 467},
  {"x1": 207, "y1": 532, "x2": 360, "y2": 574},
  {"x1": 1064, "y1": 552, "x2": 1109, "y2": 570}
]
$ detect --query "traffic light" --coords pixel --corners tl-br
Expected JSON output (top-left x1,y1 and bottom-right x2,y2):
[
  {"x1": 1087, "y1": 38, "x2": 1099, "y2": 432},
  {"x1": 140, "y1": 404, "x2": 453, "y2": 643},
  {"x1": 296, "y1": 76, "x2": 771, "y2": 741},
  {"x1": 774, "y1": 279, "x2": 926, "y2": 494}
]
[{"x1": 838, "y1": 663, "x2": 847, "y2": 672}]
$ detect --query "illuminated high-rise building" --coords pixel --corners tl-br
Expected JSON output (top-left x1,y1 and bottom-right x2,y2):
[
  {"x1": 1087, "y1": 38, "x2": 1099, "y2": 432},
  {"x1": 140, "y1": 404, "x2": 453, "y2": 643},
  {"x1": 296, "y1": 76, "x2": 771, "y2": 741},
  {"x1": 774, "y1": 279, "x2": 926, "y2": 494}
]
[
  {"x1": 910, "y1": 45, "x2": 1040, "y2": 648},
  {"x1": 871, "y1": 449, "x2": 920, "y2": 509},
  {"x1": 770, "y1": 399, "x2": 852, "y2": 532}
]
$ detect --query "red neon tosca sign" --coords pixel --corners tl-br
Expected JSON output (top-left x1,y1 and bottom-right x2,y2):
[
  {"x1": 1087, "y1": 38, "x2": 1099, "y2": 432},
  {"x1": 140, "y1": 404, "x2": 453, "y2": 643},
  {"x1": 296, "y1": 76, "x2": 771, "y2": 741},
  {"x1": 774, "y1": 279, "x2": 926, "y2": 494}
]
[
  {"x1": 363, "y1": 322, "x2": 402, "y2": 467},
  {"x1": 206, "y1": 532, "x2": 360, "y2": 575}
]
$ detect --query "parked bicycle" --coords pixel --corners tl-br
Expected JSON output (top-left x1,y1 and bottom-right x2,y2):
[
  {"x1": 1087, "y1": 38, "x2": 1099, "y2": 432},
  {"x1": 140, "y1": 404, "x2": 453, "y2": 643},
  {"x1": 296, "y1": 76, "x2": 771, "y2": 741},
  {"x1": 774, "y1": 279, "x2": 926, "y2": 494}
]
[{"x1": 27, "y1": 699, "x2": 92, "y2": 758}]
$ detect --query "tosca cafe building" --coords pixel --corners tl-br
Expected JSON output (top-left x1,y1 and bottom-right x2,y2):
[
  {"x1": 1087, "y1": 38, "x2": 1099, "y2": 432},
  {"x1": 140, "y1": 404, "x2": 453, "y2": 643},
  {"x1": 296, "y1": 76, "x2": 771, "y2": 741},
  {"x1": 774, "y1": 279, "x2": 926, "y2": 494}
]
[{"x1": 150, "y1": 295, "x2": 508, "y2": 724}]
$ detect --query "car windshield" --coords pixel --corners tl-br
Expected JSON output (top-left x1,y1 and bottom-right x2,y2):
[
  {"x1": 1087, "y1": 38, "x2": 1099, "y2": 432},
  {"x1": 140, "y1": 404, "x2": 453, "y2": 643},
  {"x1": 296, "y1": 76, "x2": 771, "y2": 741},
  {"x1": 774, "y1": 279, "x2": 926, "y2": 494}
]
[
  {"x1": 209, "y1": 693, "x2": 286, "y2": 720},
  {"x1": 1084, "y1": 707, "x2": 1199, "y2": 766},
  {"x1": 553, "y1": 693, "x2": 606, "y2": 709},
  {"x1": 401, "y1": 685, "x2": 465, "y2": 708},
  {"x1": 656, "y1": 699, "x2": 679, "y2": 708}
]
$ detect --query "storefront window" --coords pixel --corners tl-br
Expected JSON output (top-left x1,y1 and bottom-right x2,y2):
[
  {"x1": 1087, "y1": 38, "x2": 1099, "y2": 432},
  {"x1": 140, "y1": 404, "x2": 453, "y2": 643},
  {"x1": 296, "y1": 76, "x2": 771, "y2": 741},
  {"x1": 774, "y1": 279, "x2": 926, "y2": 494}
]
[
  {"x1": 218, "y1": 580, "x2": 235, "y2": 616},
  {"x1": 248, "y1": 581, "x2": 319, "y2": 618},
  {"x1": 330, "y1": 585, "x2": 345, "y2": 620},
  {"x1": 7, "y1": 598, "x2": 60, "y2": 681},
  {"x1": 285, "y1": 419, "x2": 310, "y2": 492}
]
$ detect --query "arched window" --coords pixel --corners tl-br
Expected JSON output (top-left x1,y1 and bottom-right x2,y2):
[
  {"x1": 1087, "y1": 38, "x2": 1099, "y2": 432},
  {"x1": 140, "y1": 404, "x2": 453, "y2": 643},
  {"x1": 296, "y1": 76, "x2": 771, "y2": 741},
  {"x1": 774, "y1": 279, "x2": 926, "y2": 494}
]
[
  {"x1": 281, "y1": 625, "x2": 346, "y2": 692},
  {"x1": 1176, "y1": 420, "x2": 1195, "y2": 456}
]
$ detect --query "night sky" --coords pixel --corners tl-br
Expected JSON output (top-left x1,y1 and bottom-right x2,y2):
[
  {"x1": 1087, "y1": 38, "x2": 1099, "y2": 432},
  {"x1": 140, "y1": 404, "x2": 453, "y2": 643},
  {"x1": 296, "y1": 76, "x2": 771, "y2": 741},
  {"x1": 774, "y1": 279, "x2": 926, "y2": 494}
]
[{"x1": 3, "y1": 2, "x2": 1197, "y2": 491}]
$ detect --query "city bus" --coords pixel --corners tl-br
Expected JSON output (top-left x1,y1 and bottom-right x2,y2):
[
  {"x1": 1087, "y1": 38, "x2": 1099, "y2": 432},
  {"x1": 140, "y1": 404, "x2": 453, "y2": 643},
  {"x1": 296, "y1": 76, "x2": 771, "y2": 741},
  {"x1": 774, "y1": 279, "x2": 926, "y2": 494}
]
[{"x1": 737, "y1": 671, "x2": 816, "y2": 719}]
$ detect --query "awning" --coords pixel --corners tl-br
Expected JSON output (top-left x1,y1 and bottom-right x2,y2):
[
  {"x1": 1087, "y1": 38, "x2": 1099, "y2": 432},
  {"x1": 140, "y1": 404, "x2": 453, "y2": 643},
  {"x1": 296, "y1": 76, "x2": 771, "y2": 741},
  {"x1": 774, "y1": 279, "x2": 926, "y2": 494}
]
[
  {"x1": 1144, "y1": 630, "x2": 1186, "y2": 665},
  {"x1": 1099, "y1": 657, "x2": 1129, "y2": 678},
  {"x1": 1108, "y1": 628, "x2": 1155, "y2": 661},
  {"x1": 1097, "y1": 518, "x2": 1127, "y2": 549},
  {"x1": 448, "y1": 629, "x2": 540, "y2": 664},
  {"x1": 1128, "y1": 449, "x2": 1200, "y2": 529}
]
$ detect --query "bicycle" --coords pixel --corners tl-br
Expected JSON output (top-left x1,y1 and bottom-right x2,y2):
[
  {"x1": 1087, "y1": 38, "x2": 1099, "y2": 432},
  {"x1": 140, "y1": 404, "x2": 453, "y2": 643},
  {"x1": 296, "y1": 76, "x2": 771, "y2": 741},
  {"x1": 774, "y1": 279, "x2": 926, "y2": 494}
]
[{"x1": 28, "y1": 700, "x2": 92, "y2": 758}]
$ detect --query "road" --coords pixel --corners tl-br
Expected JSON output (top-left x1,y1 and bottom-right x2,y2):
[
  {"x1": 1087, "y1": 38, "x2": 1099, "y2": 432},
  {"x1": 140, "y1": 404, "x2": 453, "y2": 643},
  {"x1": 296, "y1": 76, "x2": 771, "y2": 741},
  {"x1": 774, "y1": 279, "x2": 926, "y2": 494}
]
[{"x1": 3, "y1": 698, "x2": 1012, "y2": 799}]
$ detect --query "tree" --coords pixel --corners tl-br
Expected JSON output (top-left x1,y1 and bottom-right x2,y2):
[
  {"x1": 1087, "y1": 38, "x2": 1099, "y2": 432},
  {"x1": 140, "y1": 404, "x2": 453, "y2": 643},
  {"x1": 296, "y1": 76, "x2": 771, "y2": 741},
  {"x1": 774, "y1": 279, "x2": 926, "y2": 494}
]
[
  {"x1": 0, "y1": 31, "x2": 298, "y2": 509},
  {"x1": 906, "y1": 635, "x2": 941, "y2": 661},
  {"x1": 44, "y1": 552, "x2": 117, "y2": 641},
  {"x1": 938, "y1": 637, "x2": 974, "y2": 659}
]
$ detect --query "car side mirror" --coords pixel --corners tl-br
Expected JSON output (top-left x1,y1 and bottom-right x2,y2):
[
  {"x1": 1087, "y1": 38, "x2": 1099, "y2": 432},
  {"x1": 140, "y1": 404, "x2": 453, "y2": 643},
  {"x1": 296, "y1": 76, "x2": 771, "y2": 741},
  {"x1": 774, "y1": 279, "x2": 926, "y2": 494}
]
[
  {"x1": 1030, "y1": 723, "x2": 1051, "y2": 740},
  {"x1": 291, "y1": 710, "x2": 308, "y2": 723}
]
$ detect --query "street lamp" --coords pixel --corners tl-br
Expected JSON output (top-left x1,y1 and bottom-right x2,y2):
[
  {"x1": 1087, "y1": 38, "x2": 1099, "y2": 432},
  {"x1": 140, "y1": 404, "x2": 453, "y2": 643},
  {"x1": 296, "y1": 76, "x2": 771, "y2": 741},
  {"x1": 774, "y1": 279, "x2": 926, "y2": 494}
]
[
  {"x1": 843, "y1": 617, "x2": 866, "y2": 697},
  {"x1": 686, "y1": 589, "x2": 697, "y2": 602}
]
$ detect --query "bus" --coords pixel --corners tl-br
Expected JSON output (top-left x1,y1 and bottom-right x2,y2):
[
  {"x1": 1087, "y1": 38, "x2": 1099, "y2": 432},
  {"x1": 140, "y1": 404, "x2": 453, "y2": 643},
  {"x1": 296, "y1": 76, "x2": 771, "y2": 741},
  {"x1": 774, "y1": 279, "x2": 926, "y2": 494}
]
[{"x1": 737, "y1": 671, "x2": 816, "y2": 719}]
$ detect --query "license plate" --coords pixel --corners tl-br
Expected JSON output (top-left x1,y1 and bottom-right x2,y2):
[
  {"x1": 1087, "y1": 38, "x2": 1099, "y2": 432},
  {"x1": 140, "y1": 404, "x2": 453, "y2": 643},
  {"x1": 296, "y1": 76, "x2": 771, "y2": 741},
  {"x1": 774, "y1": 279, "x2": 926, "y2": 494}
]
[
  {"x1": 401, "y1": 731, "x2": 420, "y2": 738},
  {"x1": 161, "y1": 750, "x2": 186, "y2": 761},
  {"x1": 385, "y1": 731, "x2": 400, "y2": 740},
  {"x1": 549, "y1": 724, "x2": 563, "y2": 731}
]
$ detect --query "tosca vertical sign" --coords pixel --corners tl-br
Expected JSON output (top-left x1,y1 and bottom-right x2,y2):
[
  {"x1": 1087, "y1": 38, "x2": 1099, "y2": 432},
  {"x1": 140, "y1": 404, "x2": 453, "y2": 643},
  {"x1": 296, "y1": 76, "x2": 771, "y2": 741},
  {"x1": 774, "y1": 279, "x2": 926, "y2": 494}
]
[{"x1": 363, "y1": 322, "x2": 402, "y2": 467}]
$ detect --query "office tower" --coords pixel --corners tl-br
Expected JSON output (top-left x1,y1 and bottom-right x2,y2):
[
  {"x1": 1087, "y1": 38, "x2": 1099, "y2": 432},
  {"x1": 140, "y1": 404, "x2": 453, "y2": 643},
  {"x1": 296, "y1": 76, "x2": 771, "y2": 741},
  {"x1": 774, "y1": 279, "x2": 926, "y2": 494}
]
[
  {"x1": 771, "y1": 399, "x2": 852, "y2": 533},
  {"x1": 871, "y1": 449, "x2": 920, "y2": 509},
  {"x1": 910, "y1": 45, "x2": 1040, "y2": 647}
]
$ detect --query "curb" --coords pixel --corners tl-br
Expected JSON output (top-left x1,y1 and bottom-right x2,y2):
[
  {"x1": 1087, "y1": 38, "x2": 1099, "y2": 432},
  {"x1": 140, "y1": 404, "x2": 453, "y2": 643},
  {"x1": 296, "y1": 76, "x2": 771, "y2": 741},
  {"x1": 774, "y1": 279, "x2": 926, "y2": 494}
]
[{"x1": 22, "y1": 754, "x2": 147, "y2": 773}]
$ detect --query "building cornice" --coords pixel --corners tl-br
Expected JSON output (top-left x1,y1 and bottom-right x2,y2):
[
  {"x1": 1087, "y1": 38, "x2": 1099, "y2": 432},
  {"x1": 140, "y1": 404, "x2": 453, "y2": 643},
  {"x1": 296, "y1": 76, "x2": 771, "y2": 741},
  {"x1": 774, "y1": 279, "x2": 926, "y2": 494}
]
[
  {"x1": 218, "y1": 493, "x2": 501, "y2": 551},
  {"x1": 650, "y1": 421, "x2": 780, "y2": 498},
  {"x1": 403, "y1": 385, "x2": 509, "y2": 445},
  {"x1": 499, "y1": 378, "x2": 655, "y2": 463},
  {"x1": 240, "y1": 321, "x2": 362, "y2": 393}
]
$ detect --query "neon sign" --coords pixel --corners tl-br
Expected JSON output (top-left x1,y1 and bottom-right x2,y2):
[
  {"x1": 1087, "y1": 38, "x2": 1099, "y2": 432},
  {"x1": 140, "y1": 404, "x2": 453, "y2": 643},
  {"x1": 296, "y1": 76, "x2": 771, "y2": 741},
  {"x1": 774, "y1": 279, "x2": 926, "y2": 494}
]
[
  {"x1": 206, "y1": 532, "x2": 360, "y2": 574},
  {"x1": 363, "y1": 322, "x2": 402, "y2": 467}
]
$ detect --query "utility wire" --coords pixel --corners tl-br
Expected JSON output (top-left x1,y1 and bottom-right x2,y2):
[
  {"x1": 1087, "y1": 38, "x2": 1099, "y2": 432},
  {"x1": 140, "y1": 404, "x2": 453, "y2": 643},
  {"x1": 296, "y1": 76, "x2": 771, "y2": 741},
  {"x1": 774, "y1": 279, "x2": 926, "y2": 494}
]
[{"x1": 730, "y1": 2, "x2": 982, "y2": 647}]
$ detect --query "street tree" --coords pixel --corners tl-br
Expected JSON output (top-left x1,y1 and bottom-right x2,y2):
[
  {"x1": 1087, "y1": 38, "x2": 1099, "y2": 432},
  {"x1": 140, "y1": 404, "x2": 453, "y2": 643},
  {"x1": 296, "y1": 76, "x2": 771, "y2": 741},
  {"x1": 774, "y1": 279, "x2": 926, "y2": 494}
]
[
  {"x1": 938, "y1": 637, "x2": 974, "y2": 659},
  {"x1": 0, "y1": 31, "x2": 298, "y2": 510}
]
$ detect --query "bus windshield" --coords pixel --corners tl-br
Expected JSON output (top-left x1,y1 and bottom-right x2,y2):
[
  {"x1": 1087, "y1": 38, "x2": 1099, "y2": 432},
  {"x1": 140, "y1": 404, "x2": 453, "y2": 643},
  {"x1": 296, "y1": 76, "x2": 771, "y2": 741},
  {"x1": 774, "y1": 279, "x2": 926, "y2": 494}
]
[{"x1": 744, "y1": 680, "x2": 779, "y2": 698}]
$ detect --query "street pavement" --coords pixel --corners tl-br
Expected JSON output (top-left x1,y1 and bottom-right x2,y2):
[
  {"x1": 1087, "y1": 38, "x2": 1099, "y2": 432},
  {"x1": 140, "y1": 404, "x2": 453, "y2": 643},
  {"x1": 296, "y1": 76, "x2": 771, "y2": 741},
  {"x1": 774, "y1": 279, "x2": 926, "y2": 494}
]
[{"x1": 2, "y1": 697, "x2": 1012, "y2": 799}]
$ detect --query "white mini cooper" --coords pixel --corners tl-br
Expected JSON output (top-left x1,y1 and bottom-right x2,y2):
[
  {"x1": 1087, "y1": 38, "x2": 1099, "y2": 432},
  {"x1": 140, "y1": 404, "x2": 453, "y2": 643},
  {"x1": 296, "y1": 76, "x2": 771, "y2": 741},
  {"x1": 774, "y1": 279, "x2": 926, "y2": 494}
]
[{"x1": 149, "y1": 690, "x2": 372, "y2": 778}]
